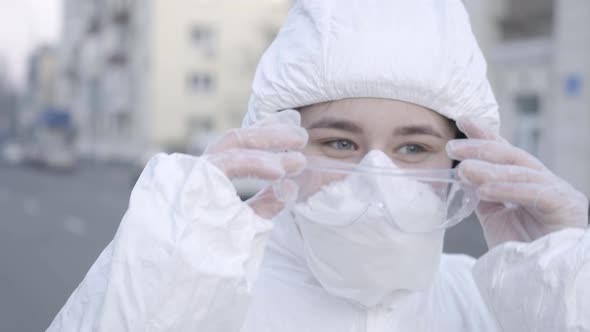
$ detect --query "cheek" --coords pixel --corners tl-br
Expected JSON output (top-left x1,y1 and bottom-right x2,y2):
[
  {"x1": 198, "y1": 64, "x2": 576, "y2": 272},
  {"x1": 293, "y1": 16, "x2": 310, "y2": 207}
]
[
  {"x1": 398, "y1": 150, "x2": 453, "y2": 169},
  {"x1": 302, "y1": 142, "x2": 320, "y2": 155},
  {"x1": 428, "y1": 150, "x2": 454, "y2": 168}
]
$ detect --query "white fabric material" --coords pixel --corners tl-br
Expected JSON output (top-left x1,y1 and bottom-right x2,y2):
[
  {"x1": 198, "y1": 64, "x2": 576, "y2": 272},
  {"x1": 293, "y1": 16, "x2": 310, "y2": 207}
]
[
  {"x1": 292, "y1": 150, "x2": 445, "y2": 308},
  {"x1": 48, "y1": 0, "x2": 590, "y2": 331},
  {"x1": 49, "y1": 154, "x2": 274, "y2": 331},
  {"x1": 243, "y1": 0, "x2": 499, "y2": 131},
  {"x1": 473, "y1": 229, "x2": 590, "y2": 331},
  {"x1": 48, "y1": 153, "x2": 590, "y2": 331}
]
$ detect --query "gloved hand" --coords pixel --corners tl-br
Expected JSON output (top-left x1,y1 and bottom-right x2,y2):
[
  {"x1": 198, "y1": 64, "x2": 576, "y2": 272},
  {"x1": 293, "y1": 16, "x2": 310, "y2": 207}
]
[
  {"x1": 203, "y1": 110, "x2": 308, "y2": 219},
  {"x1": 446, "y1": 117, "x2": 589, "y2": 248}
]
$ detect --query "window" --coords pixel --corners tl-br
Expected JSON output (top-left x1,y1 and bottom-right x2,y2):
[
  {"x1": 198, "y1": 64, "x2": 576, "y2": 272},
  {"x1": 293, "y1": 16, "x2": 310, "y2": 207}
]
[
  {"x1": 500, "y1": 0, "x2": 553, "y2": 41},
  {"x1": 191, "y1": 26, "x2": 211, "y2": 44},
  {"x1": 190, "y1": 25, "x2": 216, "y2": 58},
  {"x1": 513, "y1": 93, "x2": 541, "y2": 156},
  {"x1": 189, "y1": 116, "x2": 214, "y2": 132},
  {"x1": 116, "y1": 112, "x2": 132, "y2": 138},
  {"x1": 187, "y1": 73, "x2": 215, "y2": 93}
]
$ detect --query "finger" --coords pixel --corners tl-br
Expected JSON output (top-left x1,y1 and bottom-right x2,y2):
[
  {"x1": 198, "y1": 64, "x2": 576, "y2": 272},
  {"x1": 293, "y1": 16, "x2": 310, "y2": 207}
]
[
  {"x1": 208, "y1": 151, "x2": 306, "y2": 181},
  {"x1": 476, "y1": 182, "x2": 569, "y2": 214},
  {"x1": 476, "y1": 200, "x2": 504, "y2": 220},
  {"x1": 458, "y1": 160, "x2": 548, "y2": 186},
  {"x1": 247, "y1": 186, "x2": 285, "y2": 219},
  {"x1": 475, "y1": 200, "x2": 507, "y2": 234},
  {"x1": 446, "y1": 139, "x2": 546, "y2": 170},
  {"x1": 247, "y1": 180, "x2": 299, "y2": 219},
  {"x1": 456, "y1": 117, "x2": 506, "y2": 142},
  {"x1": 206, "y1": 125, "x2": 308, "y2": 154},
  {"x1": 252, "y1": 109, "x2": 301, "y2": 127}
]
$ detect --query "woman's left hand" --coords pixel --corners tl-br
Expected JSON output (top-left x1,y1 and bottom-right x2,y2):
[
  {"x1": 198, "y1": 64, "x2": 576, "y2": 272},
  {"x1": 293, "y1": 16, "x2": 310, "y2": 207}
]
[{"x1": 446, "y1": 117, "x2": 589, "y2": 248}]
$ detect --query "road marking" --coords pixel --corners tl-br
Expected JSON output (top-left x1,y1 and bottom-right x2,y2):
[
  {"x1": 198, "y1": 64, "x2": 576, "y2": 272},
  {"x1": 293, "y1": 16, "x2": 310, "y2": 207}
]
[{"x1": 63, "y1": 216, "x2": 88, "y2": 237}]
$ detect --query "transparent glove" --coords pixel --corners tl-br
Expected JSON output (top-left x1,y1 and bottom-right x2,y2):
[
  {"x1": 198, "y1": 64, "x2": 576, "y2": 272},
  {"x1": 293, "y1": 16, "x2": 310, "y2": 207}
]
[
  {"x1": 203, "y1": 110, "x2": 307, "y2": 219},
  {"x1": 446, "y1": 117, "x2": 589, "y2": 248}
]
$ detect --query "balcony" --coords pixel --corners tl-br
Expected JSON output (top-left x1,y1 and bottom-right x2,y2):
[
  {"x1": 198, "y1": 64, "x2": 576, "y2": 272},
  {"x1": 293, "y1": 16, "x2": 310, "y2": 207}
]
[
  {"x1": 107, "y1": 53, "x2": 127, "y2": 66},
  {"x1": 102, "y1": 25, "x2": 129, "y2": 66},
  {"x1": 86, "y1": 16, "x2": 102, "y2": 35}
]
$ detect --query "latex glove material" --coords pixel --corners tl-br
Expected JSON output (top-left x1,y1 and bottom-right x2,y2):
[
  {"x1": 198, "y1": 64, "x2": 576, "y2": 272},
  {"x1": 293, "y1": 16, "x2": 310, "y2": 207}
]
[
  {"x1": 447, "y1": 117, "x2": 589, "y2": 248},
  {"x1": 204, "y1": 109, "x2": 307, "y2": 219},
  {"x1": 293, "y1": 151, "x2": 445, "y2": 308},
  {"x1": 473, "y1": 228, "x2": 590, "y2": 331},
  {"x1": 48, "y1": 153, "x2": 275, "y2": 331}
]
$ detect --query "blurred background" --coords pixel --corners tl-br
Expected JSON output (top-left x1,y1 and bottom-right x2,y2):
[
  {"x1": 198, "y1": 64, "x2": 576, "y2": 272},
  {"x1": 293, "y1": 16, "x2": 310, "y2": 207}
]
[{"x1": 0, "y1": 0, "x2": 588, "y2": 330}]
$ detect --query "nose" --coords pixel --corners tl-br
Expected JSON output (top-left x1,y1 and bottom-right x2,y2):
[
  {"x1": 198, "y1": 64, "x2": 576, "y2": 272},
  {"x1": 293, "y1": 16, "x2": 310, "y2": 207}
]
[{"x1": 358, "y1": 148, "x2": 393, "y2": 162}]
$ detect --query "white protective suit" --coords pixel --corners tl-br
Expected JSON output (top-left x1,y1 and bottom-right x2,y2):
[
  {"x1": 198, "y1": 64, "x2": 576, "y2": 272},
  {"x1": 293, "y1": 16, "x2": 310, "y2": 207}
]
[{"x1": 49, "y1": 0, "x2": 590, "y2": 331}]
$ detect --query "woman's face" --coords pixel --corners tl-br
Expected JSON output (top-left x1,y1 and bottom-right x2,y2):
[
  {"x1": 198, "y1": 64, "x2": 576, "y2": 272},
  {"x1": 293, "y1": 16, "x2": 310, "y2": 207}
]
[{"x1": 300, "y1": 98, "x2": 457, "y2": 169}]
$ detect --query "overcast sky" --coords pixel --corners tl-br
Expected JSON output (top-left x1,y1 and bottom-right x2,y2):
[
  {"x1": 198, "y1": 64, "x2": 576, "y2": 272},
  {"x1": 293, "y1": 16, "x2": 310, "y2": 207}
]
[{"x1": 0, "y1": 0, "x2": 62, "y2": 89}]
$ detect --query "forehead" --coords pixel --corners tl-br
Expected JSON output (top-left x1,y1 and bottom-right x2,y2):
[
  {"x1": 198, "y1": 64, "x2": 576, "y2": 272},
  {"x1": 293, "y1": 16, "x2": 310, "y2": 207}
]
[{"x1": 300, "y1": 98, "x2": 453, "y2": 134}]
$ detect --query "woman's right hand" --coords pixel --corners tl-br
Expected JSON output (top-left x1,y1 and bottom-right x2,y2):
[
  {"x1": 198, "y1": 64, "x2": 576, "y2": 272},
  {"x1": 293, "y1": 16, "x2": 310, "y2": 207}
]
[{"x1": 203, "y1": 110, "x2": 308, "y2": 219}]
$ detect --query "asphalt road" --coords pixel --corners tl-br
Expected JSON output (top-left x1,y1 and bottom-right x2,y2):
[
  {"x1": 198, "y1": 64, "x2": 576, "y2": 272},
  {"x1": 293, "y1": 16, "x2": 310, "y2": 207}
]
[
  {"x1": 0, "y1": 162, "x2": 133, "y2": 331},
  {"x1": 0, "y1": 161, "x2": 487, "y2": 331}
]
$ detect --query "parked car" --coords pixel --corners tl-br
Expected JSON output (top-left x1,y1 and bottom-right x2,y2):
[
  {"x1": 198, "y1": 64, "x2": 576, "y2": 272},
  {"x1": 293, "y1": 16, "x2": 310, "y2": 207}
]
[
  {"x1": 22, "y1": 141, "x2": 78, "y2": 172},
  {"x1": 1, "y1": 141, "x2": 25, "y2": 165},
  {"x1": 43, "y1": 145, "x2": 78, "y2": 171}
]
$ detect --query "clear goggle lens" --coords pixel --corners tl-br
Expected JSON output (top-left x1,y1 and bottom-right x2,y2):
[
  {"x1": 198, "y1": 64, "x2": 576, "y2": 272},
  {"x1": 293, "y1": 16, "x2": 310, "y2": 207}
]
[{"x1": 277, "y1": 156, "x2": 478, "y2": 233}]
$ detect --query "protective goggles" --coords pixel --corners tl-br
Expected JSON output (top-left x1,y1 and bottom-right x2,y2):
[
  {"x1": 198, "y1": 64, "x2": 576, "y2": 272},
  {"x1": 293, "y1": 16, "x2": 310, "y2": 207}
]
[{"x1": 279, "y1": 154, "x2": 478, "y2": 233}]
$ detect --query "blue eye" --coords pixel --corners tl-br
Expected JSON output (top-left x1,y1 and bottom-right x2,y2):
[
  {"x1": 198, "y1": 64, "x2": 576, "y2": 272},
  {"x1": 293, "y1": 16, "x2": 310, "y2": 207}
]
[
  {"x1": 398, "y1": 144, "x2": 427, "y2": 154},
  {"x1": 325, "y1": 139, "x2": 357, "y2": 150}
]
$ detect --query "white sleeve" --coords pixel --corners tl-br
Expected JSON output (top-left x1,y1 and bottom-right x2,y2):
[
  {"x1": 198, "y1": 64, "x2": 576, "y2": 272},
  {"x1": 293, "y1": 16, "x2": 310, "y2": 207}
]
[
  {"x1": 47, "y1": 153, "x2": 274, "y2": 331},
  {"x1": 472, "y1": 227, "x2": 590, "y2": 331}
]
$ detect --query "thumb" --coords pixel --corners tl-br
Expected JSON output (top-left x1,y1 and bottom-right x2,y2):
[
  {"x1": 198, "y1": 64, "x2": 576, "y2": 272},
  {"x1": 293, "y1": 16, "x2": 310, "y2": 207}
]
[{"x1": 247, "y1": 180, "x2": 299, "y2": 219}]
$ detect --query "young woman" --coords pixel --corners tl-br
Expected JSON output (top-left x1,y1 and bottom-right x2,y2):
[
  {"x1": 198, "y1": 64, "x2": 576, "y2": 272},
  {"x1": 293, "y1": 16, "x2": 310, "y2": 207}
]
[{"x1": 50, "y1": 1, "x2": 589, "y2": 331}]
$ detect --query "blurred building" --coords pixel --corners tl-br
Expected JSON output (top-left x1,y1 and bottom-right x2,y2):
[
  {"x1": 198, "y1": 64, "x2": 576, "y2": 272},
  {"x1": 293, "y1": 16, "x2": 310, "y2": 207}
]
[
  {"x1": 60, "y1": 0, "x2": 291, "y2": 161},
  {"x1": 19, "y1": 45, "x2": 77, "y2": 169},
  {"x1": 466, "y1": 0, "x2": 590, "y2": 196},
  {"x1": 23, "y1": 46, "x2": 61, "y2": 127},
  {"x1": 0, "y1": 57, "x2": 19, "y2": 141},
  {"x1": 59, "y1": 0, "x2": 129, "y2": 160}
]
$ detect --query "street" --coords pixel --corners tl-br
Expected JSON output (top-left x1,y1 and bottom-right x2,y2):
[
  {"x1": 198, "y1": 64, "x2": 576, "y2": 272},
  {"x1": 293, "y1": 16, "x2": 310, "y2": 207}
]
[
  {"x1": 0, "y1": 162, "x2": 133, "y2": 331},
  {"x1": 0, "y1": 161, "x2": 487, "y2": 331}
]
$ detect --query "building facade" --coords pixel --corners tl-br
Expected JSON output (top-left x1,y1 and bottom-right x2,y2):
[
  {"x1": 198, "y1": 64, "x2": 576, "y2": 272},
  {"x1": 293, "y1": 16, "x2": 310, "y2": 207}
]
[
  {"x1": 59, "y1": 1, "x2": 590, "y2": 195},
  {"x1": 0, "y1": 58, "x2": 19, "y2": 141},
  {"x1": 60, "y1": 0, "x2": 291, "y2": 161},
  {"x1": 465, "y1": 0, "x2": 590, "y2": 196},
  {"x1": 23, "y1": 45, "x2": 61, "y2": 127}
]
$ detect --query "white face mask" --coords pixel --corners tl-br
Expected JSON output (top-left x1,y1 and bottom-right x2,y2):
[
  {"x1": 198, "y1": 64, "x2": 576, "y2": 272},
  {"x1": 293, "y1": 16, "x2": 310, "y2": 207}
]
[{"x1": 291, "y1": 150, "x2": 446, "y2": 308}]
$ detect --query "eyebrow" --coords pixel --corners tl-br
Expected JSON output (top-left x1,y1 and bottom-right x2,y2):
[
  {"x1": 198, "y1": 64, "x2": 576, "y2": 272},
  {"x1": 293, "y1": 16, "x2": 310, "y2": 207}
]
[
  {"x1": 393, "y1": 125, "x2": 444, "y2": 138},
  {"x1": 305, "y1": 118, "x2": 363, "y2": 133},
  {"x1": 306, "y1": 118, "x2": 445, "y2": 138}
]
